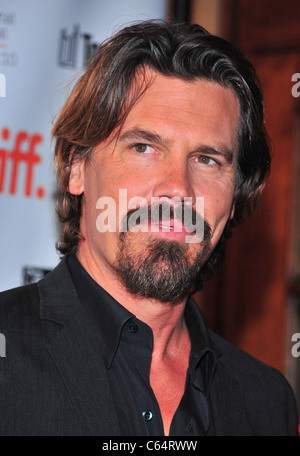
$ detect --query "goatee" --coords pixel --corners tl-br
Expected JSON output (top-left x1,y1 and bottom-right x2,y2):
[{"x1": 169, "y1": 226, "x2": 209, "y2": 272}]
[{"x1": 114, "y1": 223, "x2": 212, "y2": 304}]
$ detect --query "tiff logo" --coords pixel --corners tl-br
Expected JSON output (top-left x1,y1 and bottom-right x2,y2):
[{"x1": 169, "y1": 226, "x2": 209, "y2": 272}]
[
  {"x1": 0, "y1": 127, "x2": 45, "y2": 198},
  {"x1": 57, "y1": 24, "x2": 99, "y2": 68},
  {"x1": 58, "y1": 24, "x2": 80, "y2": 68},
  {"x1": 0, "y1": 333, "x2": 5, "y2": 357},
  {"x1": 0, "y1": 72, "x2": 6, "y2": 97}
]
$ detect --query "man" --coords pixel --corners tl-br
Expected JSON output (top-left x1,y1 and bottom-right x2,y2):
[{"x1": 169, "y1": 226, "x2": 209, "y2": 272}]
[{"x1": 0, "y1": 21, "x2": 298, "y2": 436}]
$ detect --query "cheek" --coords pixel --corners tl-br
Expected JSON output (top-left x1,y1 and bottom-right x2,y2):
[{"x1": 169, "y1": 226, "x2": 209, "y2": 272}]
[
  {"x1": 83, "y1": 181, "x2": 100, "y2": 222},
  {"x1": 115, "y1": 173, "x2": 159, "y2": 216},
  {"x1": 201, "y1": 180, "x2": 234, "y2": 228},
  {"x1": 82, "y1": 166, "x2": 107, "y2": 234}
]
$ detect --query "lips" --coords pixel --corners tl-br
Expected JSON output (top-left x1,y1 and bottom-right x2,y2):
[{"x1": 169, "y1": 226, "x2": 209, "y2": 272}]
[
  {"x1": 156, "y1": 218, "x2": 187, "y2": 232},
  {"x1": 124, "y1": 201, "x2": 201, "y2": 238},
  {"x1": 128, "y1": 213, "x2": 196, "y2": 236},
  {"x1": 159, "y1": 224, "x2": 173, "y2": 230}
]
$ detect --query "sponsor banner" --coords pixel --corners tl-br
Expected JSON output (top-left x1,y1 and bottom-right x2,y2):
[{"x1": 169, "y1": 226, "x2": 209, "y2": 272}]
[{"x1": 0, "y1": 0, "x2": 167, "y2": 292}]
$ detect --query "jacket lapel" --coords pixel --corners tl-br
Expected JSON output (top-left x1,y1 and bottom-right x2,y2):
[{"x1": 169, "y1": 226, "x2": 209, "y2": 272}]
[{"x1": 38, "y1": 259, "x2": 120, "y2": 436}]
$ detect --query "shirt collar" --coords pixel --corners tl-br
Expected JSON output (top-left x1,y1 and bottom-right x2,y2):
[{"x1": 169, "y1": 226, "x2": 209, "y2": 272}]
[
  {"x1": 185, "y1": 297, "x2": 217, "y2": 395},
  {"x1": 67, "y1": 254, "x2": 218, "y2": 394}
]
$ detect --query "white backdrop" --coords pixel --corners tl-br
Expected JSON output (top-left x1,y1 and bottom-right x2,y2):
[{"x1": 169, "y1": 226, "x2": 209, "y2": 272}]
[{"x1": 0, "y1": 0, "x2": 167, "y2": 291}]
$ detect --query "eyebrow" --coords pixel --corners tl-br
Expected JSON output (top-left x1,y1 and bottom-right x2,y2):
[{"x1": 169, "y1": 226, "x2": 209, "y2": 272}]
[
  {"x1": 118, "y1": 127, "x2": 234, "y2": 164},
  {"x1": 192, "y1": 145, "x2": 234, "y2": 164},
  {"x1": 118, "y1": 128, "x2": 170, "y2": 146}
]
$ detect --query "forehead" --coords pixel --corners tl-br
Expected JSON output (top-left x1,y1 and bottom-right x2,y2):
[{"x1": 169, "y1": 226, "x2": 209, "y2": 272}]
[{"x1": 120, "y1": 70, "x2": 240, "y2": 150}]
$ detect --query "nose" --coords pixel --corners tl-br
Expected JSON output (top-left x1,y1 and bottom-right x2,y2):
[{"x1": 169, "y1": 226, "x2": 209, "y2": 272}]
[{"x1": 152, "y1": 158, "x2": 196, "y2": 204}]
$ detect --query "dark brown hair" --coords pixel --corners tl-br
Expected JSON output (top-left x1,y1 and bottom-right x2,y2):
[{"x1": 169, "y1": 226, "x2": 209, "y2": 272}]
[{"x1": 52, "y1": 20, "x2": 270, "y2": 282}]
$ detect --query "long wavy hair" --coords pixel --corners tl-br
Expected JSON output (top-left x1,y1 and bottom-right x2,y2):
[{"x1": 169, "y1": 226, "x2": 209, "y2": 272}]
[{"x1": 52, "y1": 20, "x2": 270, "y2": 288}]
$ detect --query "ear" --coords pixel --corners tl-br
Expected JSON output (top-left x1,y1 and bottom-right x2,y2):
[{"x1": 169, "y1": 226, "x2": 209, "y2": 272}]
[{"x1": 68, "y1": 159, "x2": 85, "y2": 195}]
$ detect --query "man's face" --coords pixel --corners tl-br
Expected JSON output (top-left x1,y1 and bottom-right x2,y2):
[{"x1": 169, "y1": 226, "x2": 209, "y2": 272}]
[{"x1": 70, "y1": 71, "x2": 240, "y2": 302}]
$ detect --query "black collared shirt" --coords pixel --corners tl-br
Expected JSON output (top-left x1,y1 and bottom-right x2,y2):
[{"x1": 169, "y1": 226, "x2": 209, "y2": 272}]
[{"x1": 67, "y1": 254, "x2": 216, "y2": 436}]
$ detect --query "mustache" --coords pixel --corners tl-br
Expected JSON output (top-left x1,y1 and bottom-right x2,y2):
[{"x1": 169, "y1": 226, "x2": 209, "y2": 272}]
[{"x1": 120, "y1": 201, "x2": 212, "y2": 241}]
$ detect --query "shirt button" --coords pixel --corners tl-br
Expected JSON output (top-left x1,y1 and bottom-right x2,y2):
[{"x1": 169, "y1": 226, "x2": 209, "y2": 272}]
[
  {"x1": 128, "y1": 323, "x2": 138, "y2": 333},
  {"x1": 142, "y1": 410, "x2": 153, "y2": 421}
]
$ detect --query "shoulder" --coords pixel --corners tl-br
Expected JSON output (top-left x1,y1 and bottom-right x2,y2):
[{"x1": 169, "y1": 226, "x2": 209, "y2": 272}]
[
  {"x1": 0, "y1": 283, "x2": 42, "y2": 351},
  {"x1": 0, "y1": 282, "x2": 40, "y2": 318},
  {"x1": 210, "y1": 329, "x2": 291, "y2": 389},
  {"x1": 209, "y1": 330, "x2": 299, "y2": 434},
  {"x1": 0, "y1": 259, "x2": 68, "y2": 318},
  {"x1": 0, "y1": 258, "x2": 78, "y2": 344},
  {"x1": 0, "y1": 259, "x2": 66, "y2": 339}
]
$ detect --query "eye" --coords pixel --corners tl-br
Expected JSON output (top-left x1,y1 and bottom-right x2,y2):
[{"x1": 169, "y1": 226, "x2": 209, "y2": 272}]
[
  {"x1": 196, "y1": 155, "x2": 217, "y2": 165},
  {"x1": 133, "y1": 143, "x2": 154, "y2": 154}
]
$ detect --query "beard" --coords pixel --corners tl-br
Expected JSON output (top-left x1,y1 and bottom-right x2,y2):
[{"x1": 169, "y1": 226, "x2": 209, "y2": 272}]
[{"x1": 113, "y1": 203, "x2": 212, "y2": 304}]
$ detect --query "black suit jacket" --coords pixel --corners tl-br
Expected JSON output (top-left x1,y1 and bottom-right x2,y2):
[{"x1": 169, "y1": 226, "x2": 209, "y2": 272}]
[{"x1": 0, "y1": 259, "x2": 298, "y2": 436}]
